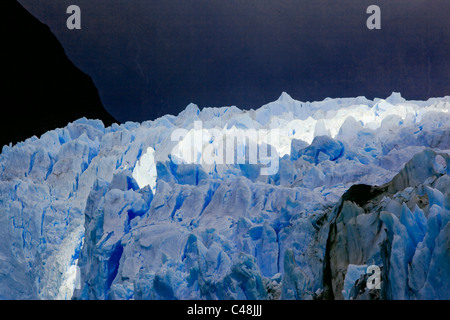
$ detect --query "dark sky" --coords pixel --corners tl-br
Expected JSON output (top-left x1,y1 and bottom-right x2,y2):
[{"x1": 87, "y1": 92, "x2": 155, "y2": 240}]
[{"x1": 18, "y1": 0, "x2": 450, "y2": 123}]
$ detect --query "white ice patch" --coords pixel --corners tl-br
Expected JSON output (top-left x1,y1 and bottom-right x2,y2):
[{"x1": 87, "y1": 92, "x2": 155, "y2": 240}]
[
  {"x1": 169, "y1": 92, "x2": 450, "y2": 166},
  {"x1": 132, "y1": 146, "x2": 157, "y2": 192},
  {"x1": 57, "y1": 263, "x2": 81, "y2": 300},
  {"x1": 48, "y1": 226, "x2": 84, "y2": 300}
]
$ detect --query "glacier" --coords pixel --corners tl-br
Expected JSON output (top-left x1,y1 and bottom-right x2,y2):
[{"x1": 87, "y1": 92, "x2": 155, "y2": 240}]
[{"x1": 0, "y1": 92, "x2": 449, "y2": 300}]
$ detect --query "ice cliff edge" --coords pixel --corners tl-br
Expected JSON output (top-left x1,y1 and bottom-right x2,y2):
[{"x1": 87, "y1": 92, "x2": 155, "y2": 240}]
[{"x1": 0, "y1": 92, "x2": 449, "y2": 299}]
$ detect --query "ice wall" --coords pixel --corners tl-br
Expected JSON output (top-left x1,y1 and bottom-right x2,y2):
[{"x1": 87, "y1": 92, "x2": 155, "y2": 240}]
[{"x1": 0, "y1": 92, "x2": 448, "y2": 299}]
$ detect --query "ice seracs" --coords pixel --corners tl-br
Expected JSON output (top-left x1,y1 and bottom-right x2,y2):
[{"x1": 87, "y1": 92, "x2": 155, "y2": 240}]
[{"x1": 0, "y1": 92, "x2": 449, "y2": 300}]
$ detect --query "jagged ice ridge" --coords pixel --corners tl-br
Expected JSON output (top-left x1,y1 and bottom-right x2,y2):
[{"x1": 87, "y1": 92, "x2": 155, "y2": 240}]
[{"x1": 0, "y1": 92, "x2": 449, "y2": 299}]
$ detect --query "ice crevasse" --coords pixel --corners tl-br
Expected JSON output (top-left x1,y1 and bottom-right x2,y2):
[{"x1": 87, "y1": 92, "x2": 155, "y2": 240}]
[{"x1": 0, "y1": 92, "x2": 448, "y2": 299}]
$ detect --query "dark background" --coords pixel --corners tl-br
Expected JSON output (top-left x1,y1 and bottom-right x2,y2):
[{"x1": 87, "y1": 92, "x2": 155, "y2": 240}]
[
  {"x1": 1, "y1": 1, "x2": 116, "y2": 148},
  {"x1": 16, "y1": 0, "x2": 450, "y2": 122}
]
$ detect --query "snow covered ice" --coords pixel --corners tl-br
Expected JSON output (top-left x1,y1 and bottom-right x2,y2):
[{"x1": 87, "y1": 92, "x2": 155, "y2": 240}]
[{"x1": 0, "y1": 92, "x2": 449, "y2": 299}]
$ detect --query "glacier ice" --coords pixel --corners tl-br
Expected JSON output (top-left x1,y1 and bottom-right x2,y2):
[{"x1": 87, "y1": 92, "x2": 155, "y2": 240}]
[
  {"x1": 342, "y1": 264, "x2": 368, "y2": 300},
  {"x1": 132, "y1": 146, "x2": 157, "y2": 191},
  {"x1": 0, "y1": 92, "x2": 449, "y2": 300},
  {"x1": 325, "y1": 150, "x2": 450, "y2": 300}
]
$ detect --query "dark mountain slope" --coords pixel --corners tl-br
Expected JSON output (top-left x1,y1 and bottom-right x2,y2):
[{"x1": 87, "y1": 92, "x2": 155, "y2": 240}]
[
  {"x1": 0, "y1": 0, "x2": 117, "y2": 149},
  {"x1": 322, "y1": 149, "x2": 450, "y2": 300}
]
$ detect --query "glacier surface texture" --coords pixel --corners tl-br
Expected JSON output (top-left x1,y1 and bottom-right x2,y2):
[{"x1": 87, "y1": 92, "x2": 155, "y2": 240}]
[{"x1": 0, "y1": 92, "x2": 449, "y2": 300}]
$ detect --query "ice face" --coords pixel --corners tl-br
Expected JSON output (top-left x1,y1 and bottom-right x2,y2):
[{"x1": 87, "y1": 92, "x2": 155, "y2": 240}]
[
  {"x1": 342, "y1": 264, "x2": 368, "y2": 300},
  {"x1": 0, "y1": 92, "x2": 449, "y2": 300},
  {"x1": 132, "y1": 146, "x2": 157, "y2": 191}
]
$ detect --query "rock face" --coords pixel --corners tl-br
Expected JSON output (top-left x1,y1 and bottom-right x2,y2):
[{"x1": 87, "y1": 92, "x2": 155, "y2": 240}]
[
  {"x1": 0, "y1": 0, "x2": 116, "y2": 148},
  {"x1": 0, "y1": 91, "x2": 448, "y2": 300},
  {"x1": 324, "y1": 150, "x2": 450, "y2": 300}
]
